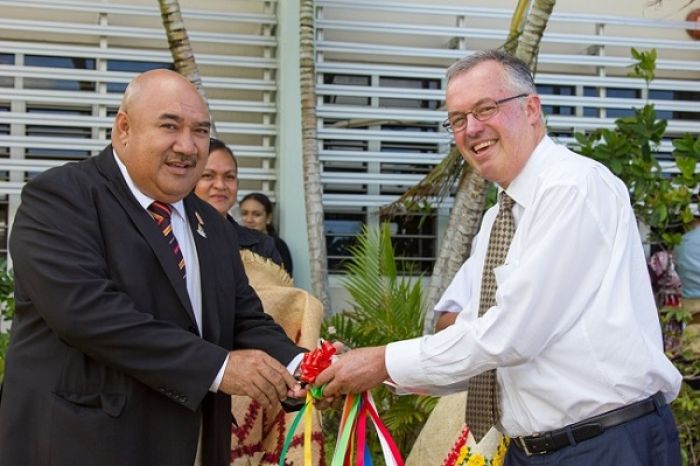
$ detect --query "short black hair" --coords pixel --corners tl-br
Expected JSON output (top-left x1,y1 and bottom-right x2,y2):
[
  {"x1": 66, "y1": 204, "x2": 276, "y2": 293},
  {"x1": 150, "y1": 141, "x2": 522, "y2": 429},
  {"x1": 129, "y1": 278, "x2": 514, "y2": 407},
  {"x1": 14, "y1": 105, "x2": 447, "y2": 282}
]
[{"x1": 208, "y1": 138, "x2": 237, "y2": 172}]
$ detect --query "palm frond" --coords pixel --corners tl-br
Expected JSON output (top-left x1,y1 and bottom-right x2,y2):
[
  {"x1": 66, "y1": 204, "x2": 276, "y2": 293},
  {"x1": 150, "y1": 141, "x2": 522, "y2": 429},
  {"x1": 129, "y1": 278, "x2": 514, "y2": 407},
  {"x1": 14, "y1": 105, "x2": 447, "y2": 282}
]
[
  {"x1": 381, "y1": 146, "x2": 466, "y2": 217},
  {"x1": 321, "y1": 225, "x2": 437, "y2": 456}
]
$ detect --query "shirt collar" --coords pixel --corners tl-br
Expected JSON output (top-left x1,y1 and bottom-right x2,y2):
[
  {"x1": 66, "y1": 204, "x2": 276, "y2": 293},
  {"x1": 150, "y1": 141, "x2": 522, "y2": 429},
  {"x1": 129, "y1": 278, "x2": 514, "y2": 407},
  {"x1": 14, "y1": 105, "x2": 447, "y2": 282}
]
[
  {"x1": 502, "y1": 135, "x2": 555, "y2": 209},
  {"x1": 112, "y1": 149, "x2": 187, "y2": 221}
]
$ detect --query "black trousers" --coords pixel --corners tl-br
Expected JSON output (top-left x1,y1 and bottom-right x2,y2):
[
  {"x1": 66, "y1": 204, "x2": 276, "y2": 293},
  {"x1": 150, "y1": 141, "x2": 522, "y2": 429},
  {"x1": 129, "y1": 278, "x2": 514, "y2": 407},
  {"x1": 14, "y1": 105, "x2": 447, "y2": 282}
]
[{"x1": 504, "y1": 404, "x2": 681, "y2": 466}]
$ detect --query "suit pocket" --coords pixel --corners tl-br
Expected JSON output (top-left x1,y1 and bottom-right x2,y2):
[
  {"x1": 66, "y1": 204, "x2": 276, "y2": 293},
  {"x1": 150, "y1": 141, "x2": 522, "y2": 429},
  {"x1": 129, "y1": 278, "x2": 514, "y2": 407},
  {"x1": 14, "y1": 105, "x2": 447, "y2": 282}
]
[
  {"x1": 50, "y1": 391, "x2": 128, "y2": 465},
  {"x1": 53, "y1": 391, "x2": 126, "y2": 417}
]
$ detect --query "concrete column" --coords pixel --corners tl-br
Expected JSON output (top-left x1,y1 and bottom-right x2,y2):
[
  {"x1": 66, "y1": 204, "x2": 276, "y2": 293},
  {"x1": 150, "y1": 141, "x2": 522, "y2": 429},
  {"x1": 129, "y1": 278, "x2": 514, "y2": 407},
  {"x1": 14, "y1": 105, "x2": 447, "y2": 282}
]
[{"x1": 276, "y1": 0, "x2": 311, "y2": 291}]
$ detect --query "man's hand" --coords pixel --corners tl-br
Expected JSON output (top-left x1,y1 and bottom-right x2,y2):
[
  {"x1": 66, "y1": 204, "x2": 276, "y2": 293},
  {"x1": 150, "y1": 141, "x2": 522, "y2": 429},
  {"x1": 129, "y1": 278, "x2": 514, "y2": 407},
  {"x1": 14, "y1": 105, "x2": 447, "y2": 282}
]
[
  {"x1": 313, "y1": 346, "x2": 388, "y2": 397},
  {"x1": 218, "y1": 349, "x2": 298, "y2": 411}
]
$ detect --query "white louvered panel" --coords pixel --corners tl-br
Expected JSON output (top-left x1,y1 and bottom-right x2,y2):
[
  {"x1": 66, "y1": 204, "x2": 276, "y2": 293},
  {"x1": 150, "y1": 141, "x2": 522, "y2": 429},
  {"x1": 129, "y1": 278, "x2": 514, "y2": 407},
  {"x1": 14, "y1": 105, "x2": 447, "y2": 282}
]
[
  {"x1": 314, "y1": 0, "x2": 698, "y2": 270},
  {"x1": 315, "y1": 0, "x2": 700, "y2": 213},
  {"x1": 0, "y1": 0, "x2": 280, "y2": 208}
]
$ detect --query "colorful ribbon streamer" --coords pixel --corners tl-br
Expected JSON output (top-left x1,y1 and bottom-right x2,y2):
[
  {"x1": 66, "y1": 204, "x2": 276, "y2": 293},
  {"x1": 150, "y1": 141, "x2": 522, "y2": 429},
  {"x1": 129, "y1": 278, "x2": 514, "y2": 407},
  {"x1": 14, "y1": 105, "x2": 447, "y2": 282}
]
[
  {"x1": 278, "y1": 342, "x2": 335, "y2": 466},
  {"x1": 330, "y1": 392, "x2": 404, "y2": 466},
  {"x1": 278, "y1": 342, "x2": 404, "y2": 466}
]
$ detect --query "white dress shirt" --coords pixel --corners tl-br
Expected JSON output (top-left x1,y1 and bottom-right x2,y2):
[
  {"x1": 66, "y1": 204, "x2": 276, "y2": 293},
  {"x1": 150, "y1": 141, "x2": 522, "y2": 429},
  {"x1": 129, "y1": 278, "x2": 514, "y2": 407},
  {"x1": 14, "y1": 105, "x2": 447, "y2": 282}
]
[{"x1": 385, "y1": 136, "x2": 682, "y2": 437}]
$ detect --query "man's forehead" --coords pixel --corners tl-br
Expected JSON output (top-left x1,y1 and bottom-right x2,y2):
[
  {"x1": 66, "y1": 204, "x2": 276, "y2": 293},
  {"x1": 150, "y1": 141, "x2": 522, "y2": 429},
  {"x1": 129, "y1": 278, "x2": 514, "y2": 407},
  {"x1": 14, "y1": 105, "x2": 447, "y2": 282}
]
[
  {"x1": 446, "y1": 69, "x2": 505, "y2": 104},
  {"x1": 157, "y1": 110, "x2": 210, "y2": 125}
]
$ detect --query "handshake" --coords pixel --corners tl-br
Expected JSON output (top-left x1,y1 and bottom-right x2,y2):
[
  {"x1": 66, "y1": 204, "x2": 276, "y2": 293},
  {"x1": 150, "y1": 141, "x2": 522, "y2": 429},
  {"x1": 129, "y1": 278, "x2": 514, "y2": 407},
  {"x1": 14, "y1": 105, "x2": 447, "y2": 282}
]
[{"x1": 219, "y1": 341, "x2": 390, "y2": 411}]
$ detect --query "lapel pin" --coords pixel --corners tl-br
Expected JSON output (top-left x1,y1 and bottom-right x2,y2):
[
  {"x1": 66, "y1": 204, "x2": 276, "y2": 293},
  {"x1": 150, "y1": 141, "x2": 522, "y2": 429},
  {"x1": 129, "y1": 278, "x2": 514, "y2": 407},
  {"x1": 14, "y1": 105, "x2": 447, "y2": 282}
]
[{"x1": 195, "y1": 211, "x2": 207, "y2": 238}]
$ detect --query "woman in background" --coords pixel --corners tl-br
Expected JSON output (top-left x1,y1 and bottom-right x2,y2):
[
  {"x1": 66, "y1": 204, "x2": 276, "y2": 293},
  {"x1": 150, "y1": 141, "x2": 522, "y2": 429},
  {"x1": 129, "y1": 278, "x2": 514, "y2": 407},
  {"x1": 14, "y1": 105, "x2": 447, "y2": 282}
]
[
  {"x1": 240, "y1": 192, "x2": 293, "y2": 277},
  {"x1": 194, "y1": 138, "x2": 282, "y2": 265}
]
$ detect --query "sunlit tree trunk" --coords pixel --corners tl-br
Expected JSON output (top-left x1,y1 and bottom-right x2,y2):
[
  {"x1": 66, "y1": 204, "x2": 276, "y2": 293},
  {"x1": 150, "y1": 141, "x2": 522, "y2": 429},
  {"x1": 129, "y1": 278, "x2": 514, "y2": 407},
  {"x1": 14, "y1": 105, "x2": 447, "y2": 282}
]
[
  {"x1": 423, "y1": 167, "x2": 489, "y2": 333},
  {"x1": 514, "y1": 0, "x2": 556, "y2": 69},
  {"x1": 158, "y1": 0, "x2": 217, "y2": 136},
  {"x1": 300, "y1": 0, "x2": 331, "y2": 310},
  {"x1": 504, "y1": 0, "x2": 532, "y2": 54}
]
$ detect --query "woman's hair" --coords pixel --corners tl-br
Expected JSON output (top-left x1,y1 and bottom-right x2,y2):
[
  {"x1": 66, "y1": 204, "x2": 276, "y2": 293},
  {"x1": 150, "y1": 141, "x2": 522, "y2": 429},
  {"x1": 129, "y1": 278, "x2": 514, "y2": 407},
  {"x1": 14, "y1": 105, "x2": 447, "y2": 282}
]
[
  {"x1": 241, "y1": 192, "x2": 276, "y2": 235},
  {"x1": 208, "y1": 137, "x2": 238, "y2": 173}
]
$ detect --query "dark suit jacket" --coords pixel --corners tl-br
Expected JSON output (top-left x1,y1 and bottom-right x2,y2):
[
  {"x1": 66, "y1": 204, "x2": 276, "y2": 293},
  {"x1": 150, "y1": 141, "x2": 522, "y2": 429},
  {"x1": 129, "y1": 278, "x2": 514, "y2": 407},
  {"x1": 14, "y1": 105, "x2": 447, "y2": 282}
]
[
  {"x1": 272, "y1": 235, "x2": 294, "y2": 277},
  {"x1": 228, "y1": 216, "x2": 283, "y2": 266},
  {"x1": 0, "y1": 146, "x2": 303, "y2": 466}
]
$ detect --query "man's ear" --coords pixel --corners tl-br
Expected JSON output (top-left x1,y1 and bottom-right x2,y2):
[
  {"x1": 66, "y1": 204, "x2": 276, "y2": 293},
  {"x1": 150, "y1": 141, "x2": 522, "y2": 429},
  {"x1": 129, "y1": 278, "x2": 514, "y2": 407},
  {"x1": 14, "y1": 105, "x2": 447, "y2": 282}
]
[
  {"x1": 114, "y1": 111, "x2": 130, "y2": 145},
  {"x1": 525, "y1": 94, "x2": 542, "y2": 125}
]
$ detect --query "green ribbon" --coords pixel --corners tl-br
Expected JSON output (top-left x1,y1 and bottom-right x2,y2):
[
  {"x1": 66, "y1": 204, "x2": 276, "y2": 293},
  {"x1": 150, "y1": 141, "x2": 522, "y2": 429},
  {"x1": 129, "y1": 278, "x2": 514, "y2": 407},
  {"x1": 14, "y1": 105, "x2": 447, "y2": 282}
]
[
  {"x1": 330, "y1": 394, "x2": 362, "y2": 466},
  {"x1": 277, "y1": 385, "x2": 326, "y2": 466}
]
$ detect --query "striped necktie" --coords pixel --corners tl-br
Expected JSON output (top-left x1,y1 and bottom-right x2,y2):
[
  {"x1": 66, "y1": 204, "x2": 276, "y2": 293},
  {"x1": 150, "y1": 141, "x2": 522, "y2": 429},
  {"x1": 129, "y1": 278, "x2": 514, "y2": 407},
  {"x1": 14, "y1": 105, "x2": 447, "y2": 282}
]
[
  {"x1": 465, "y1": 191, "x2": 516, "y2": 442},
  {"x1": 148, "y1": 201, "x2": 186, "y2": 282}
]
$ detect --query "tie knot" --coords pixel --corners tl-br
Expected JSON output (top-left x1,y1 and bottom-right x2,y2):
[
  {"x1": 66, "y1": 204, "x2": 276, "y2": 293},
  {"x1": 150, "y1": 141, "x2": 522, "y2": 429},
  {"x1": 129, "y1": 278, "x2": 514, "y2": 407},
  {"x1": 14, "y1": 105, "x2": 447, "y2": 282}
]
[
  {"x1": 499, "y1": 191, "x2": 514, "y2": 212},
  {"x1": 148, "y1": 201, "x2": 172, "y2": 222}
]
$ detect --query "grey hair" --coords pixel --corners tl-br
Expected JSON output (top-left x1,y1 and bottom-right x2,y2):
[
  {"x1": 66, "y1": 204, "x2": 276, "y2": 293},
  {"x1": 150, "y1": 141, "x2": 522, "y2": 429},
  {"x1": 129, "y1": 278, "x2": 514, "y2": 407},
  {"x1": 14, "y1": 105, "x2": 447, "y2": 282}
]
[{"x1": 446, "y1": 49, "x2": 537, "y2": 95}]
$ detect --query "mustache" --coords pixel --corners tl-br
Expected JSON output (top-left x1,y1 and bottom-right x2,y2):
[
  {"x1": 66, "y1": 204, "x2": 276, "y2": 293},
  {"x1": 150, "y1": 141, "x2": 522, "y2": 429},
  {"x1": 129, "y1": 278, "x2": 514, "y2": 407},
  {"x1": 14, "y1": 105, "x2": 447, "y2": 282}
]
[{"x1": 165, "y1": 154, "x2": 197, "y2": 166}]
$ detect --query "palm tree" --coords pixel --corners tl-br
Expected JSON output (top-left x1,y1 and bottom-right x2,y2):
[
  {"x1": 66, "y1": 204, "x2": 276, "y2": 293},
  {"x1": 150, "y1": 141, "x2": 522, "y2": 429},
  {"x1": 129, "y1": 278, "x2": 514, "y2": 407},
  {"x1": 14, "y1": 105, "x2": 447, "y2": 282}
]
[
  {"x1": 505, "y1": 0, "x2": 533, "y2": 54},
  {"x1": 422, "y1": 169, "x2": 490, "y2": 333},
  {"x1": 300, "y1": 0, "x2": 331, "y2": 310},
  {"x1": 421, "y1": 0, "x2": 556, "y2": 332},
  {"x1": 514, "y1": 0, "x2": 556, "y2": 68},
  {"x1": 158, "y1": 0, "x2": 217, "y2": 136}
]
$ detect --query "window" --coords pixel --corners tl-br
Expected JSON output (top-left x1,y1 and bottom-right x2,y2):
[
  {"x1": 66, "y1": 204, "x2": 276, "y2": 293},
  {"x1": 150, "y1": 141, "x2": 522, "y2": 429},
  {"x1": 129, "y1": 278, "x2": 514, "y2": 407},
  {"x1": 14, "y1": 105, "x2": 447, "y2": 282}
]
[
  {"x1": 382, "y1": 212, "x2": 436, "y2": 273},
  {"x1": 106, "y1": 60, "x2": 174, "y2": 93},
  {"x1": 0, "y1": 54, "x2": 14, "y2": 88},
  {"x1": 320, "y1": 73, "x2": 445, "y2": 273},
  {"x1": 326, "y1": 211, "x2": 365, "y2": 272},
  {"x1": 537, "y1": 84, "x2": 575, "y2": 116},
  {"x1": 379, "y1": 76, "x2": 441, "y2": 109},
  {"x1": 582, "y1": 86, "x2": 641, "y2": 118},
  {"x1": 24, "y1": 55, "x2": 96, "y2": 92},
  {"x1": 323, "y1": 74, "x2": 370, "y2": 106}
]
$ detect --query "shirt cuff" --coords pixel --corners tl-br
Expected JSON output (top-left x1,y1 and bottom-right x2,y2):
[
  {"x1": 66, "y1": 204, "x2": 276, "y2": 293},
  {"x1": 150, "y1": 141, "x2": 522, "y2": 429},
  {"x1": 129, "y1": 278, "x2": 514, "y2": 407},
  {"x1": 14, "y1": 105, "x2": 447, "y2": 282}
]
[
  {"x1": 210, "y1": 354, "x2": 229, "y2": 392},
  {"x1": 210, "y1": 352, "x2": 305, "y2": 393},
  {"x1": 385, "y1": 337, "x2": 423, "y2": 390},
  {"x1": 287, "y1": 352, "x2": 305, "y2": 376}
]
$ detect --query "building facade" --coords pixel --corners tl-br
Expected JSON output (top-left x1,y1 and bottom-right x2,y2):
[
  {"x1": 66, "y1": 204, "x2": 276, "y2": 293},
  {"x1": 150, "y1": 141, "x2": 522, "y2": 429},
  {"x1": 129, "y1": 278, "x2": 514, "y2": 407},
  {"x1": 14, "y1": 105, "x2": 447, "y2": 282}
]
[{"x1": 0, "y1": 0, "x2": 698, "y2": 312}]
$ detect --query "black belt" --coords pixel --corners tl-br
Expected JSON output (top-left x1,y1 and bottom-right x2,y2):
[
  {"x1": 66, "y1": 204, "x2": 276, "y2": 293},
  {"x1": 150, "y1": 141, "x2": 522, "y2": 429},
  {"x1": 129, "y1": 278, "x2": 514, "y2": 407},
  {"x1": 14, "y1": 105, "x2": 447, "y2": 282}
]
[{"x1": 512, "y1": 392, "x2": 665, "y2": 456}]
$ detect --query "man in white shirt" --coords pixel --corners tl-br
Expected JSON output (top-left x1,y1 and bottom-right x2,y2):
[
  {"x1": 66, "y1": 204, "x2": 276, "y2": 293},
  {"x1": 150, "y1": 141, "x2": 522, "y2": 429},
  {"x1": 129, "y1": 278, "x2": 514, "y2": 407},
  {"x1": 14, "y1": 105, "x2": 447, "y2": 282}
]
[{"x1": 315, "y1": 50, "x2": 682, "y2": 465}]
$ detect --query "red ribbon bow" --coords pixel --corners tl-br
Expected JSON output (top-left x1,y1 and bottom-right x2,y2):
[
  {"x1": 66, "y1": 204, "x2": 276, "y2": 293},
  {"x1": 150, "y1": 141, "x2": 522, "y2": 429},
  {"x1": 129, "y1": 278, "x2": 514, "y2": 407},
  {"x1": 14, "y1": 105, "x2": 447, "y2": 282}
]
[{"x1": 299, "y1": 340, "x2": 337, "y2": 384}]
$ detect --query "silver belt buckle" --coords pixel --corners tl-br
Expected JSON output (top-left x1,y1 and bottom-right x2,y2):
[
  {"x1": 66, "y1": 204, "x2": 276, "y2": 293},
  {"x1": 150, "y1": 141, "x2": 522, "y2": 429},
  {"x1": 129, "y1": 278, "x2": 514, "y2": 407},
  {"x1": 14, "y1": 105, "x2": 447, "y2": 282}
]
[{"x1": 514, "y1": 437, "x2": 533, "y2": 456}]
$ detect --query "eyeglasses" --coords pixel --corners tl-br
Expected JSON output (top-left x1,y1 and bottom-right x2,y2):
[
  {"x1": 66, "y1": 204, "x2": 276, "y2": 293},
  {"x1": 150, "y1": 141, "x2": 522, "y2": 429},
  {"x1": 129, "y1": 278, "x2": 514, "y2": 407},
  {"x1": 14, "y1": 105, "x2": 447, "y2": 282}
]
[{"x1": 442, "y1": 93, "x2": 529, "y2": 133}]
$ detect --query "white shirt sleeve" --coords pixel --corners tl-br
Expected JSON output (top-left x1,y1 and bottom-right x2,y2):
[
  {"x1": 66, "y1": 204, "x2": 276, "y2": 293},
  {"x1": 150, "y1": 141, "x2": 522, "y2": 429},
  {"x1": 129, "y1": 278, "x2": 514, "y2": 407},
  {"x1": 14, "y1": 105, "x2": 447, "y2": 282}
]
[
  {"x1": 386, "y1": 180, "x2": 613, "y2": 394},
  {"x1": 210, "y1": 355, "x2": 229, "y2": 392}
]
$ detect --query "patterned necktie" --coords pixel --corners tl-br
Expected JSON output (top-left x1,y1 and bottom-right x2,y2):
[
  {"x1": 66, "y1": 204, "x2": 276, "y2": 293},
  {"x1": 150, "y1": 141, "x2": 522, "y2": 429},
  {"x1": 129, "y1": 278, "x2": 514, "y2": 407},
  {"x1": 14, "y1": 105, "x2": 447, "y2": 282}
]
[
  {"x1": 465, "y1": 191, "x2": 516, "y2": 442},
  {"x1": 148, "y1": 201, "x2": 187, "y2": 282}
]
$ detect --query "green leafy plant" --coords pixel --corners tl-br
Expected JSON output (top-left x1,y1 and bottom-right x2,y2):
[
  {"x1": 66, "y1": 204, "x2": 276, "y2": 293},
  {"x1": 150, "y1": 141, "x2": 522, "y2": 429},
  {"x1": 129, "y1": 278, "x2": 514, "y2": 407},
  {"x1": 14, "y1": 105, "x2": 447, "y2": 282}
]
[
  {"x1": 673, "y1": 381, "x2": 700, "y2": 466},
  {"x1": 0, "y1": 260, "x2": 15, "y2": 382},
  {"x1": 573, "y1": 49, "x2": 700, "y2": 251},
  {"x1": 628, "y1": 47, "x2": 657, "y2": 89},
  {"x1": 662, "y1": 301, "x2": 700, "y2": 466},
  {"x1": 573, "y1": 106, "x2": 699, "y2": 249},
  {"x1": 321, "y1": 224, "x2": 437, "y2": 459}
]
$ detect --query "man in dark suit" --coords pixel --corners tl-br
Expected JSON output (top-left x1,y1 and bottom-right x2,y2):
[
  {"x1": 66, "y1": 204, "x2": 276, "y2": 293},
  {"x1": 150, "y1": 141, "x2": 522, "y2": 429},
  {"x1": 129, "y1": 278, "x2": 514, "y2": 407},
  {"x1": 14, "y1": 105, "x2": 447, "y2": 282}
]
[{"x1": 0, "y1": 69, "x2": 305, "y2": 466}]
